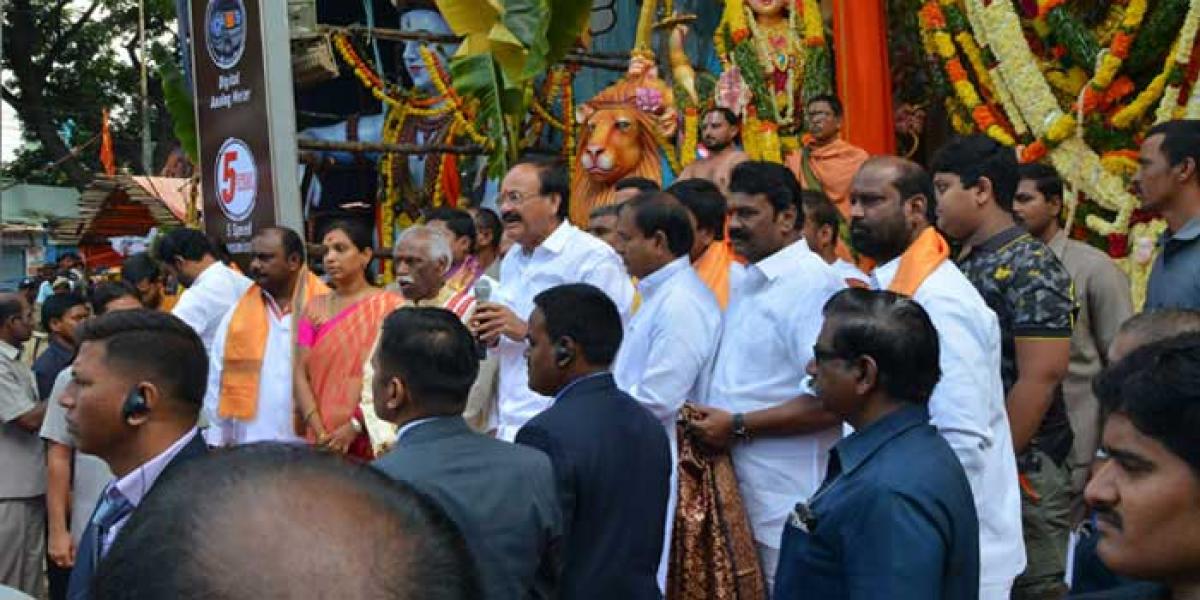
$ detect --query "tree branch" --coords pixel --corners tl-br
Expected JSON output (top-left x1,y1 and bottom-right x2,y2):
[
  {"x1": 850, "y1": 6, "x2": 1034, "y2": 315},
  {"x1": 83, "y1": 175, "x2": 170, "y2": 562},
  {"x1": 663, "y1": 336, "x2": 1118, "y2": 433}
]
[{"x1": 45, "y1": 0, "x2": 102, "y2": 61}]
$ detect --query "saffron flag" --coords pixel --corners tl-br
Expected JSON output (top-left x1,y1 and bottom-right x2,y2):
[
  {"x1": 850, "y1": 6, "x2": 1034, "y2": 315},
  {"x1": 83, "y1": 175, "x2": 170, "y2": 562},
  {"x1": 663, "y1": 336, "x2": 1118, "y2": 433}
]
[{"x1": 100, "y1": 108, "x2": 116, "y2": 176}]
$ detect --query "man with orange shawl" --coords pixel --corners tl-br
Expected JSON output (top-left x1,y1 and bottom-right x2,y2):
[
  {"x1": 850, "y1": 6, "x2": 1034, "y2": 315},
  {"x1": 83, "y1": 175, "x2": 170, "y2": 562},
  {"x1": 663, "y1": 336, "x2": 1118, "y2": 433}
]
[
  {"x1": 203, "y1": 227, "x2": 328, "y2": 447},
  {"x1": 848, "y1": 157, "x2": 1025, "y2": 599}
]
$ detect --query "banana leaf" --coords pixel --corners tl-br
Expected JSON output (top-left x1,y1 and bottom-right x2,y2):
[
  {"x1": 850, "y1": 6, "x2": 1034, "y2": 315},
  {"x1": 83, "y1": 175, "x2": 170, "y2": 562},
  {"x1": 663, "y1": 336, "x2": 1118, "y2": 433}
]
[
  {"x1": 545, "y1": 0, "x2": 592, "y2": 67},
  {"x1": 450, "y1": 53, "x2": 523, "y2": 178},
  {"x1": 158, "y1": 62, "x2": 198, "y2": 164},
  {"x1": 500, "y1": 0, "x2": 551, "y2": 79}
]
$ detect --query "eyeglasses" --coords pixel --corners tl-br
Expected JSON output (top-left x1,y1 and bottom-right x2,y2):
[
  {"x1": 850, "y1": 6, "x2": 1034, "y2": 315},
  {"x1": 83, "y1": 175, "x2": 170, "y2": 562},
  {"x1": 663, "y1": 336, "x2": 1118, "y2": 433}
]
[{"x1": 498, "y1": 190, "x2": 542, "y2": 206}]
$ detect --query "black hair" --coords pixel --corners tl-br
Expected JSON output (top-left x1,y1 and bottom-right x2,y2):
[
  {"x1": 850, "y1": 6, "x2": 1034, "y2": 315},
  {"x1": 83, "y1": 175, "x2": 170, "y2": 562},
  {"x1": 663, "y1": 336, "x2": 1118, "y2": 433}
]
[
  {"x1": 77, "y1": 309, "x2": 207, "y2": 412},
  {"x1": 821, "y1": 288, "x2": 942, "y2": 404},
  {"x1": 930, "y1": 134, "x2": 1019, "y2": 212},
  {"x1": 801, "y1": 190, "x2": 841, "y2": 232},
  {"x1": 533, "y1": 284, "x2": 623, "y2": 367},
  {"x1": 94, "y1": 444, "x2": 480, "y2": 600},
  {"x1": 624, "y1": 192, "x2": 696, "y2": 258},
  {"x1": 322, "y1": 219, "x2": 377, "y2": 284},
  {"x1": 256, "y1": 227, "x2": 306, "y2": 263},
  {"x1": 1093, "y1": 332, "x2": 1200, "y2": 475},
  {"x1": 154, "y1": 228, "x2": 215, "y2": 264},
  {"x1": 614, "y1": 177, "x2": 661, "y2": 194},
  {"x1": 1017, "y1": 163, "x2": 1064, "y2": 204},
  {"x1": 57, "y1": 252, "x2": 80, "y2": 265},
  {"x1": 473, "y1": 208, "x2": 503, "y2": 250},
  {"x1": 91, "y1": 281, "x2": 141, "y2": 315},
  {"x1": 807, "y1": 94, "x2": 844, "y2": 117},
  {"x1": 729, "y1": 161, "x2": 806, "y2": 228},
  {"x1": 589, "y1": 203, "x2": 624, "y2": 220},
  {"x1": 1117, "y1": 310, "x2": 1200, "y2": 350},
  {"x1": 889, "y1": 158, "x2": 938, "y2": 224},
  {"x1": 667, "y1": 178, "x2": 727, "y2": 240},
  {"x1": 703, "y1": 106, "x2": 740, "y2": 127},
  {"x1": 41, "y1": 293, "x2": 87, "y2": 332},
  {"x1": 425, "y1": 207, "x2": 478, "y2": 254},
  {"x1": 514, "y1": 156, "x2": 570, "y2": 220},
  {"x1": 0, "y1": 294, "x2": 24, "y2": 325},
  {"x1": 121, "y1": 252, "x2": 162, "y2": 285},
  {"x1": 378, "y1": 308, "x2": 480, "y2": 412},
  {"x1": 1145, "y1": 120, "x2": 1200, "y2": 179}
]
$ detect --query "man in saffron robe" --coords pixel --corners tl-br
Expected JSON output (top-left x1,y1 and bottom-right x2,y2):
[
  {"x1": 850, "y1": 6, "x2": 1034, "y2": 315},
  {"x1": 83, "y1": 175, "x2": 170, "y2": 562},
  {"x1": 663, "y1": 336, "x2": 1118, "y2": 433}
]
[{"x1": 203, "y1": 227, "x2": 328, "y2": 447}]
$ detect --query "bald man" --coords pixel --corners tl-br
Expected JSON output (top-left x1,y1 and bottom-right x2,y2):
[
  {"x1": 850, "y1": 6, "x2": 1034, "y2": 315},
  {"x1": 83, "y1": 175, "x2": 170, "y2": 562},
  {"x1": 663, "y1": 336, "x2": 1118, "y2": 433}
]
[
  {"x1": 848, "y1": 156, "x2": 1025, "y2": 598},
  {"x1": 93, "y1": 444, "x2": 480, "y2": 599}
]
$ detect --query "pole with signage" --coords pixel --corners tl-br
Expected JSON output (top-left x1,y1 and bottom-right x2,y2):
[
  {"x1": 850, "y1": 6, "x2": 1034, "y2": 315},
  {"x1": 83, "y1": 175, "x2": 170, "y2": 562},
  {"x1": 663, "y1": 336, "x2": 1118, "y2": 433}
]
[{"x1": 189, "y1": 0, "x2": 301, "y2": 256}]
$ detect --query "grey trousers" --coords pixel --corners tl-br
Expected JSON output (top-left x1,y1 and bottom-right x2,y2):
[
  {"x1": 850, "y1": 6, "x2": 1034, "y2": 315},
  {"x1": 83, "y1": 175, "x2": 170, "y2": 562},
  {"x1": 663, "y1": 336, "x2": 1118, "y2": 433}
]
[{"x1": 0, "y1": 497, "x2": 46, "y2": 597}]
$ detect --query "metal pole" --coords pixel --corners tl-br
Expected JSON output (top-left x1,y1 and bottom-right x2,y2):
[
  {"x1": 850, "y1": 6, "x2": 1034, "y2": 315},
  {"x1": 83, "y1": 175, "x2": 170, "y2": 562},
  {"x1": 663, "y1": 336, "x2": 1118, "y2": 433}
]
[{"x1": 139, "y1": 0, "x2": 152, "y2": 174}]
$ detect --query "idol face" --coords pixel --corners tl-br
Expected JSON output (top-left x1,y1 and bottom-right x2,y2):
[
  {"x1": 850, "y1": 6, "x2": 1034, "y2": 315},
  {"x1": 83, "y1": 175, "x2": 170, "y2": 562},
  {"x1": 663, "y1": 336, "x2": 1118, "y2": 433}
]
[{"x1": 400, "y1": 10, "x2": 458, "y2": 95}]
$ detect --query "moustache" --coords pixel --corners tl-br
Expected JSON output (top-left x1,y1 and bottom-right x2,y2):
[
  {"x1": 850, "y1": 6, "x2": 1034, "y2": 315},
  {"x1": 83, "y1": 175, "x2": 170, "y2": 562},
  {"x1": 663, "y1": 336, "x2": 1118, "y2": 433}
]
[
  {"x1": 728, "y1": 228, "x2": 750, "y2": 242},
  {"x1": 396, "y1": 276, "x2": 415, "y2": 286},
  {"x1": 1094, "y1": 508, "x2": 1123, "y2": 532},
  {"x1": 502, "y1": 211, "x2": 523, "y2": 224}
]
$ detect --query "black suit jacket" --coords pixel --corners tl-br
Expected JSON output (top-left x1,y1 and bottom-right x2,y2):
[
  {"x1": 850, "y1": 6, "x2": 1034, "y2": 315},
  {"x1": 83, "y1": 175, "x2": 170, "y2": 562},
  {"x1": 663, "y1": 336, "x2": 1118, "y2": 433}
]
[
  {"x1": 373, "y1": 416, "x2": 562, "y2": 600},
  {"x1": 515, "y1": 373, "x2": 671, "y2": 600},
  {"x1": 67, "y1": 430, "x2": 208, "y2": 600}
]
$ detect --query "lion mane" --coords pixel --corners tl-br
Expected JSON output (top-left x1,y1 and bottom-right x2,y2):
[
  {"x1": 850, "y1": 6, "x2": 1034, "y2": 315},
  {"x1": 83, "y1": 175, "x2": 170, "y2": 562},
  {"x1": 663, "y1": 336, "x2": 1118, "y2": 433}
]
[{"x1": 570, "y1": 75, "x2": 675, "y2": 226}]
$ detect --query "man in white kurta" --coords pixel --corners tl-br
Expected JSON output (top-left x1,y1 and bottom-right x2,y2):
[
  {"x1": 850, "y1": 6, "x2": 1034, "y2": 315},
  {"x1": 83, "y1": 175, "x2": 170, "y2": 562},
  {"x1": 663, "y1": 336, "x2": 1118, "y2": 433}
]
[
  {"x1": 695, "y1": 160, "x2": 845, "y2": 588},
  {"x1": 611, "y1": 194, "x2": 722, "y2": 590},
  {"x1": 472, "y1": 160, "x2": 634, "y2": 441},
  {"x1": 850, "y1": 156, "x2": 1025, "y2": 598},
  {"x1": 202, "y1": 228, "x2": 326, "y2": 447},
  {"x1": 157, "y1": 228, "x2": 252, "y2": 354}
]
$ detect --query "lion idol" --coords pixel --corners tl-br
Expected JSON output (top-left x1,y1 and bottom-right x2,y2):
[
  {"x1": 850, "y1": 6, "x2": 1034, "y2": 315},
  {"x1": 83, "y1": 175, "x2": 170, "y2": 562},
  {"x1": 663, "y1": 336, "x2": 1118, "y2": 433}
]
[{"x1": 571, "y1": 55, "x2": 678, "y2": 225}]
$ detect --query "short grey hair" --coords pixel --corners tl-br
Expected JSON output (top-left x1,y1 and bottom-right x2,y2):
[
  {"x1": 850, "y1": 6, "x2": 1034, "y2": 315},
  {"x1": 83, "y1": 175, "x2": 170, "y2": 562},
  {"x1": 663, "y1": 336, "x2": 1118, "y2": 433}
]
[{"x1": 395, "y1": 225, "x2": 454, "y2": 274}]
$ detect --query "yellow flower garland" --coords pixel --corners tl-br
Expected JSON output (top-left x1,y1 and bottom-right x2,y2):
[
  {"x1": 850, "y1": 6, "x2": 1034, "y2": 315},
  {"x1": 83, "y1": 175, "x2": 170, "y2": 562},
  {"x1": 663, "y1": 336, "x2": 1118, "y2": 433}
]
[
  {"x1": 963, "y1": 0, "x2": 1138, "y2": 236},
  {"x1": 1156, "y1": 0, "x2": 1200, "y2": 123},
  {"x1": 681, "y1": 107, "x2": 699, "y2": 168},
  {"x1": 419, "y1": 46, "x2": 490, "y2": 148}
]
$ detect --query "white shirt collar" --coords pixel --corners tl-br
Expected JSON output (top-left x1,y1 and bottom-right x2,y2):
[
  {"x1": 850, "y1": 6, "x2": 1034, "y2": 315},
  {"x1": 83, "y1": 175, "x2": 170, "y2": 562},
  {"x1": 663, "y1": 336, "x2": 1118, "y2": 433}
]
[
  {"x1": 521, "y1": 220, "x2": 572, "y2": 256},
  {"x1": 751, "y1": 240, "x2": 817, "y2": 283},
  {"x1": 871, "y1": 255, "x2": 902, "y2": 290},
  {"x1": 0, "y1": 340, "x2": 19, "y2": 361},
  {"x1": 394, "y1": 416, "x2": 441, "y2": 444},
  {"x1": 636, "y1": 256, "x2": 689, "y2": 298}
]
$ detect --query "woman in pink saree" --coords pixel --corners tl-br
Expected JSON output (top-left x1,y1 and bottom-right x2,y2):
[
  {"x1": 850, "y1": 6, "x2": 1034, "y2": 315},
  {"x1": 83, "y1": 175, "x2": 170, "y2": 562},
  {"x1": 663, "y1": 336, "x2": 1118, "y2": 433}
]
[{"x1": 293, "y1": 220, "x2": 402, "y2": 460}]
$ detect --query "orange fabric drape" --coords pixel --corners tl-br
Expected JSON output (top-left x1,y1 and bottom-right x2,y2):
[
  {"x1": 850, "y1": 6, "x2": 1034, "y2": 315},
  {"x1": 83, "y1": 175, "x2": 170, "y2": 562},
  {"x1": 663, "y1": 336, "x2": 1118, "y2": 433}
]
[
  {"x1": 219, "y1": 270, "x2": 329, "y2": 420},
  {"x1": 832, "y1": 0, "x2": 896, "y2": 156},
  {"x1": 887, "y1": 227, "x2": 951, "y2": 297},
  {"x1": 693, "y1": 241, "x2": 738, "y2": 311}
]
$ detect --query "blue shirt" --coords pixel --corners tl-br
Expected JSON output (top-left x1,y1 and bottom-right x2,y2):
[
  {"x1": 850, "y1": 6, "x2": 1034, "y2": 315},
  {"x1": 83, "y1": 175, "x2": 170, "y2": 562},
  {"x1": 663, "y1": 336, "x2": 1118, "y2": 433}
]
[
  {"x1": 774, "y1": 405, "x2": 980, "y2": 600},
  {"x1": 31, "y1": 338, "x2": 73, "y2": 401},
  {"x1": 1146, "y1": 216, "x2": 1200, "y2": 311}
]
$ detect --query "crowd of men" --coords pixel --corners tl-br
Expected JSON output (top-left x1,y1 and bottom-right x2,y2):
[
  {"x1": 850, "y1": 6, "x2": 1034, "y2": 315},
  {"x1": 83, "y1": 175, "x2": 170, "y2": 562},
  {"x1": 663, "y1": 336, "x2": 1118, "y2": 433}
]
[{"x1": 3, "y1": 101, "x2": 1200, "y2": 600}]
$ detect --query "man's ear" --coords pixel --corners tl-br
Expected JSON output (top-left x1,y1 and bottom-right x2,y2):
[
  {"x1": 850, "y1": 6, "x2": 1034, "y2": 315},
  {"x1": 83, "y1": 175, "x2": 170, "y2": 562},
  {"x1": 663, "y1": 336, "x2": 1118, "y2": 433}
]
[
  {"x1": 852, "y1": 356, "x2": 878, "y2": 397},
  {"x1": 974, "y1": 177, "x2": 995, "y2": 207}
]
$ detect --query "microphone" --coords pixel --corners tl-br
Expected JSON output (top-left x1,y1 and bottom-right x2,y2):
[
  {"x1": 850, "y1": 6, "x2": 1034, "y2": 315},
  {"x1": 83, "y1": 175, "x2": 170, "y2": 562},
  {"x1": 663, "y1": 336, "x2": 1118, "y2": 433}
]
[{"x1": 473, "y1": 278, "x2": 493, "y2": 359}]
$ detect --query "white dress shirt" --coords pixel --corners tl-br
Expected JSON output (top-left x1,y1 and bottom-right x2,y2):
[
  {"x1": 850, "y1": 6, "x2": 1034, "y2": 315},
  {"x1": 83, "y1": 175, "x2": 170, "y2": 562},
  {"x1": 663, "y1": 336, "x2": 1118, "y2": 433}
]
[
  {"x1": 202, "y1": 290, "x2": 304, "y2": 447},
  {"x1": 831, "y1": 257, "x2": 870, "y2": 287},
  {"x1": 494, "y1": 221, "x2": 635, "y2": 441},
  {"x1": 612, "y1": 256, "x2": 722, "y2": 590},
  {"x1": 100, "y1": 428, "x2": 199, "y2": 554},
  {"x1": 873, "y1": 255, "x2": 1027, "y2": 590},
  {"x1": 704, "y1": 241, "x2": 844, "y2": 557},
  {"x1": 172, "y1": 261, "x2": 253, "y2": 354}
]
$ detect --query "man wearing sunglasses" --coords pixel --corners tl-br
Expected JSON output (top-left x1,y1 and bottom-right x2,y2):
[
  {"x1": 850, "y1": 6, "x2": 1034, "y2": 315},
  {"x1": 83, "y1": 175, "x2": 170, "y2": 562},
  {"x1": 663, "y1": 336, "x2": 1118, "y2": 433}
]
[{"x1": 774, "y1": 289, "x2": 979, "y2": 599}]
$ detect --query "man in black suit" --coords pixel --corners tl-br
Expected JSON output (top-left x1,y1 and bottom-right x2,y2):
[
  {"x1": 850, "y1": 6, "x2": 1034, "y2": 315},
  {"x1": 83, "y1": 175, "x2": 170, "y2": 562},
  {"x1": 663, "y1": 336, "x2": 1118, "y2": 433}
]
[
  {"x1": 516, "y1": 283, "x2": 671, "y2": 599},
  {"x1": 371, "y1": 307, "x2": 562, "y2": 599},
  {"x1": 59, "y1": 310, "x2": 209, "y2": 600}
]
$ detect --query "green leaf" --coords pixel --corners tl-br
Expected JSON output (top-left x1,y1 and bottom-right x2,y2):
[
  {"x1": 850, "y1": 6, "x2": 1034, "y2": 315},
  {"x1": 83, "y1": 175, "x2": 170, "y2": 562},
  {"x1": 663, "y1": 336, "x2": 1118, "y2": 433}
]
[
  {"x1": 450, "y1": 53, "x2": 517, "y2": 178},
  {"x1": 158, "y1": 62, "x2": 198, "y2": 165},
  {"x1": 545, "y1": 0, "x2": 593, "y2": 67},
  {"x1": 500, "y1": 0, "x2": 551, "y2": 79}
]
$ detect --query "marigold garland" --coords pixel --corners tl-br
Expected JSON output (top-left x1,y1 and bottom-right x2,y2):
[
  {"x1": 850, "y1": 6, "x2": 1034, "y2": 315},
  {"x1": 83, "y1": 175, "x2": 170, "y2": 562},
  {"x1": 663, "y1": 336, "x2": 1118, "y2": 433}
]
[
  {"x1": 681, "y1": 106, "x2": 699, "y2": 168},
  {"x1": 1078, "y1": 0, "x2": 1148, "y2": 113},
  {"x1": 1155, "y1": 0, "x2": 1200, "y2": 124}
]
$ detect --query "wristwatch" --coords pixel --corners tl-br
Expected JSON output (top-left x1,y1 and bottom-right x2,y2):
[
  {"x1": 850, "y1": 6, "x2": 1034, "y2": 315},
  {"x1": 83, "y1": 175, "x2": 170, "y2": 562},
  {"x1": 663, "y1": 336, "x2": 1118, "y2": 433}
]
[{"x1": 732, "y1": 412, "x2": 750, "y2": 441}]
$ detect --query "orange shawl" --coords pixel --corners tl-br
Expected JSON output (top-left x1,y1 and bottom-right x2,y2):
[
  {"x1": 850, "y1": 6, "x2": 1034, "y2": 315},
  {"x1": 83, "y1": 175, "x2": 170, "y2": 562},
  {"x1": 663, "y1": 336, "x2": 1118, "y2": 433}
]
[
  {"x1": 302, "y1": 291, "x2": 404, "y2": 439},
  {"x1": 788, "y1": 139, "x2": 870, "y2": 219},
  {"x1": 692, "y1": 241, "x2": 738, "y2": 311},
  {"x1": 887, "y1": 227, "x2": 951, "y2": 297},
  {"x1": 218, "y1": 270, "x2": 329, "y2": 420}
]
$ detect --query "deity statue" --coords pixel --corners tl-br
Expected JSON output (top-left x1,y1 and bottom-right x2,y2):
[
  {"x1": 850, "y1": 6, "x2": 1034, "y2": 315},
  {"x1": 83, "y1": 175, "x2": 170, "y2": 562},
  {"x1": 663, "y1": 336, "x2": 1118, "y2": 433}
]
[
  {"x1": 301, "y1": 5, "x2": 473, "y2": 249},
  {"x1": 714, "y1": 0, "x2": 830, "y2": 161}
]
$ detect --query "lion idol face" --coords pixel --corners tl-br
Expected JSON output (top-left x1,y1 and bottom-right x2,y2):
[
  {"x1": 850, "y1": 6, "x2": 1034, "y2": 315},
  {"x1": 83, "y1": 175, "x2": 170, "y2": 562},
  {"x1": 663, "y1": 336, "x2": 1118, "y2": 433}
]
[{"x1": 577, "y1": 107, "x2": 650, "y2": 184}]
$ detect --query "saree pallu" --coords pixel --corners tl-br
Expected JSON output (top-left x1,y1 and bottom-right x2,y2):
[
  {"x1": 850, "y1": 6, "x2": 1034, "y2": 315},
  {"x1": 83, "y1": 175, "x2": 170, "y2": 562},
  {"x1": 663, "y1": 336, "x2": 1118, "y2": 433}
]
[
  {"x1": 668, "y1": 405, "x2": 767, "y2": 600},
  {"x1": 297, "y1": 291, "x2": 404, "y2": 460}
]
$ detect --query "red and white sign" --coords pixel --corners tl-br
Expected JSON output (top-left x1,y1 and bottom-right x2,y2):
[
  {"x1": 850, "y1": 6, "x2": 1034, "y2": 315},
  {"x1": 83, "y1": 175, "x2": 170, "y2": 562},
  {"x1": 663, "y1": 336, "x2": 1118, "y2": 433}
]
[{"x1": 214, "y1": 137, "x2": 257, "y2": 222}]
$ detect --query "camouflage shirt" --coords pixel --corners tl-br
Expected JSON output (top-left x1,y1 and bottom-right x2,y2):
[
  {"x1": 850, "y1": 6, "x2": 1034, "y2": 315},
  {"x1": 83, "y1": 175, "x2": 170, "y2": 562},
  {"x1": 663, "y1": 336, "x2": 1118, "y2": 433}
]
[{"x1": 958, "y1": 226, "x2": 1075, "y2": 466}]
